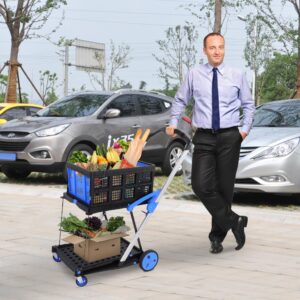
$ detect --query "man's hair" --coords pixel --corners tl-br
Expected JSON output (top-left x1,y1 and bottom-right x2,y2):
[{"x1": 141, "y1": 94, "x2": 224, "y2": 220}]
[{"x1": 203, "y1": 32, "x2": 224, "y2": 48}]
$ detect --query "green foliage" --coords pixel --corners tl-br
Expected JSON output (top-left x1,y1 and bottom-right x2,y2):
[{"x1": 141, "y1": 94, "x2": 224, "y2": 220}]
[
  {"x1": 0, "y1": 74, "x2": 7, "y2": 103},
  {"x1": 68, "y1": 151, "x2": 88, "y2": 163},
  {"x1": 60, "y1": 213, "x2": 89, "y2": 233},
  {"x1": 39, "y1": 70, "x2": 59, "y2": 105},
  {"x1": 107, "y1": 216, "x2": 125, "y2": 232},
  {"x1": 257, "y1": 52, "x2": 297, "y2": 103},
  {"x1": 153, "y1": 22, "x2": 198, "y2": 87}
]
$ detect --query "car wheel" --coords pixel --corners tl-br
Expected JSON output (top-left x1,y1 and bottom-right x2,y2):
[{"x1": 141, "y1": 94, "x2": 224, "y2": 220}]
[
  {"x1": 161, "y1": 142, "x2": 184, "y2": 176},
  {"x1": 2, "y1": 165, "x2": 31, "y2": 179},
  {"x1": 64, "y1": 144, "x2": 94, "y2": 181}
]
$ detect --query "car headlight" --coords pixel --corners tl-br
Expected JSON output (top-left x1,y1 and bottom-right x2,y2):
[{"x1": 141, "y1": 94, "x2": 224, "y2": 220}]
[
  {"x1": 252, "y1": 137, "x2": 300, "y2": 160},
  {"x1": 35, "y1": 124, "x2": 70, "y2": 137}
]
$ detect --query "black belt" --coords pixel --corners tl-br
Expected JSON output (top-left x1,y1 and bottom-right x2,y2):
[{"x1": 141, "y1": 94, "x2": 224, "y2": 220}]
[{"x1": 196, "y1": 126, "x2": 237, "y2": 134}]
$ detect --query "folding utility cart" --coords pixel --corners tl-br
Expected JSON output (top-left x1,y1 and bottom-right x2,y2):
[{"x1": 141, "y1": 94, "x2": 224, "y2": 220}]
[{"x1": 52, "y1": 129, "x2": 190, "y2": 287}]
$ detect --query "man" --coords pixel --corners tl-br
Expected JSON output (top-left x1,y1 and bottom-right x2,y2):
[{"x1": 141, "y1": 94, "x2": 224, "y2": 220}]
[{"x1": 166, "y1": 32, "x2": 255, "y2": 254}]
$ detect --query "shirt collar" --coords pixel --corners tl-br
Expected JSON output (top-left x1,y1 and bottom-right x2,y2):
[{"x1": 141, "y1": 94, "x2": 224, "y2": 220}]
[{"x1": 205, "y1": 62, "x2": 225, "y2": 75}]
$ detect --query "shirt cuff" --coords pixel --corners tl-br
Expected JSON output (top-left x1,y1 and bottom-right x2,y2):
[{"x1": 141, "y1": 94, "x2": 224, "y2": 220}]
[{"x1": 241, "y1": 125, "x2": 250, "y2": 135}]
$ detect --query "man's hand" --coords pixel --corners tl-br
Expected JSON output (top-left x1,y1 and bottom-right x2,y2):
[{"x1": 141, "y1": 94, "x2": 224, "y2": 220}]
[
  {"x1": 166, "y1": 125, "x2": 177, "y2": 137},
  {"x1": 239, "y1": 130, "x2": 248, "y2": 140}
]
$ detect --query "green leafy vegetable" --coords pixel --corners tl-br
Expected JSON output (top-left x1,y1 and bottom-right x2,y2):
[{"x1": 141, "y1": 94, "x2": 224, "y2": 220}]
[
  {"x1": 68, "y1": 151, "x2": 88, "y2": 163},
  {"x1": 107, "y1": 216, "x2": 125, "y2": 232},
  {"x1": 60, "y1": 213, "x2": 90, "y2": 233},
  {"x1": 118, "y1": 139, "x2": 130, "y2": 151}
]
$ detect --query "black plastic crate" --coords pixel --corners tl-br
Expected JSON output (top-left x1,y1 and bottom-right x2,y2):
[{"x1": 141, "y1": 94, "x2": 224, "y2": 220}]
[{"x1": 67, "y1": 161, "x2": 155, "y2": 213}]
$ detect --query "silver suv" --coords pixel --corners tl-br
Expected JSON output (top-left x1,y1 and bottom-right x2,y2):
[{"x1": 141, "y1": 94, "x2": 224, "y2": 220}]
[{"x1": 0, "y1": 90, "x2": 188, "y2": 179}]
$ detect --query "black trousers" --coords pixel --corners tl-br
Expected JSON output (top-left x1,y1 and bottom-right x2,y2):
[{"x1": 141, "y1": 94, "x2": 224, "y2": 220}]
[{"x1": 191, "y1": 127, "x2": 242, "y2": 242}]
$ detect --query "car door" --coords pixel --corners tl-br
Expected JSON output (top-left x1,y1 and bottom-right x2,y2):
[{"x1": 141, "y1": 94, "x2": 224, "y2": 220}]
[
  {"x1": 136, "y1": 95, "x2": 171, "y2": 160},
  {"x1": 100, "y1": 94, "x2": 141, "y2": 148}
]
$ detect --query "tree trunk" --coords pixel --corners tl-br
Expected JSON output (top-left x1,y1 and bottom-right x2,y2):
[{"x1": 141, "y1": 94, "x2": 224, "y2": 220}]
[
  {"x1": 214, "y1": 0, "x2": 222, "y2": 33},
  {"x1": 294, "y1": 12, "x2": 300, "y2": 99},
  {"x1": 292, "y1": 1, "x2": 300, "y2": 99},
  {"x1": 5, "y1": 43, "x2": 19, "y2": 103}
]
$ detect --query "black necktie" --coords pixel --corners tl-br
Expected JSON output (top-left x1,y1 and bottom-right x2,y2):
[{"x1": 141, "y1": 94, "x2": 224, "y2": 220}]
[{"x1": 212, "y1": 68, "x2": 220, "y2": 130}]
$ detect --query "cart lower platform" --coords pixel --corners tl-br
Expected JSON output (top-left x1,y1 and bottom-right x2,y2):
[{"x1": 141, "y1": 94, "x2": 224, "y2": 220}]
[
  {"x1": 52, "y1": 238, "x2": 142, "y2": 274},
  {"x1": 52, "y1": 237, "x2": 159, "y2": 287}
]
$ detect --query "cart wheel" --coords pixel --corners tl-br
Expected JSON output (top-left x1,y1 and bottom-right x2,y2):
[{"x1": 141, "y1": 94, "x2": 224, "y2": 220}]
[
  {"x1": 52, "y1": 254, "x2": 61, "y2": 262},
  {"x1": 139, "y1": 250, "x2": 159, "y2": 272},
  {"x1": 76, "y1": 275, "x2": 88, "y2": 287}
]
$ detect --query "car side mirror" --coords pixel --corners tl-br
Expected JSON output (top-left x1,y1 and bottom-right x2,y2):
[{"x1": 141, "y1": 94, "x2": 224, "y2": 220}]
[
  {"x1": 103, "y1": 108, "x2": 121, "y2": 119},
  {"x1": 0, "y1": 118, "x2": 7, "y2": 125}
]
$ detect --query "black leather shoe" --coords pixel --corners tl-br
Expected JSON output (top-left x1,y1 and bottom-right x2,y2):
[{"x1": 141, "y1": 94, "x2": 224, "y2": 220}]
[
  {"x1": 232, "y1": 216, "x2": 248, "y2": 250},
  {"x1": 209, "y1": 240, "x2": 223, "y2": 254}
]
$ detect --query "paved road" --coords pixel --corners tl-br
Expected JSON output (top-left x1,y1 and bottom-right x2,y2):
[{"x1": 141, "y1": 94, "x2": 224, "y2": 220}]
[{"x1": 0, "y1": 182, "x2": 299, "y2": 299}]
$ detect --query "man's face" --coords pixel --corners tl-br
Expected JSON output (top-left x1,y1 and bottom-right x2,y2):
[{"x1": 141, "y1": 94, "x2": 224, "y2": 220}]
[{"x1": 203, "y1": 35, "x2": 225, "y2": 67}]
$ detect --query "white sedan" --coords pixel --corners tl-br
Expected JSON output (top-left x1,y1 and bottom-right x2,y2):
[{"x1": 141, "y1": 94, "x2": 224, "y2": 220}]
[{"x1": 182, "y1": 99, "x2": 300, "y2": 194}]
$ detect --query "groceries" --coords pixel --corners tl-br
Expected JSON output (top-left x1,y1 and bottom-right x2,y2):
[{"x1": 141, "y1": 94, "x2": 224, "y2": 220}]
[
  {"x1": 68, "y1": 129, "x2": 150, "y2": 171},
  {"x1": 60, "y1": 214, "x2": 130, "y2": 262},
  {"x1": 60, "y1": 213, "x2": 130, "y2": 238}
]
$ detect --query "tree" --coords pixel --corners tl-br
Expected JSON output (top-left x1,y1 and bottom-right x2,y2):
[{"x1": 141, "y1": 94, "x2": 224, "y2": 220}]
[
  {"x1": 184, "y1": 0, "x2": 243, "y2": 33},
  {"x1": 241, "y1": 0, "x2": 300, "y2": 98},
  {"x1": 39, "y1": 70, "x2": 59, "y2": 105},
  {"x1": 0, "y1": 0, "x2": 67, "y2": 103},
  {"x1": 241, "y1": 14, "x2": 274, "y2": 104},
  {"x1": 257, "y1": 52, "x2": 297, "y2": 103},
  {"x1": 88, "y1": 40, "x2": 132, "y2": 91},
  {"x1": 153, "y1": 23, "x2": 198, "y2": 89}
]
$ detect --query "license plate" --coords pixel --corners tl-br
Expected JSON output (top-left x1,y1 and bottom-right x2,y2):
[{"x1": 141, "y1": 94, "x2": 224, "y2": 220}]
[{"x1": 0, "y1": 152, "x2": 16, "y2": 161}]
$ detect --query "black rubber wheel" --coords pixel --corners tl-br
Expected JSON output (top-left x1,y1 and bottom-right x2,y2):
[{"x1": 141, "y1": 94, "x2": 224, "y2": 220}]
[
  {"x1": 64, "y1": 143, "x2": 94, "y2": 181},
  {"x1": 2, "y1": 165, "x2": 31, "y2": 179},
  {"x1": 161, "y1": 142, "x2": 184, "y2": 176}
]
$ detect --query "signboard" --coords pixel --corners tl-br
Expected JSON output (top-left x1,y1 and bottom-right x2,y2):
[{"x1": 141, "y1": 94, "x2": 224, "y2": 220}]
[{"x1": 73, "y1": 39, "x2": 105, "y2": 72}]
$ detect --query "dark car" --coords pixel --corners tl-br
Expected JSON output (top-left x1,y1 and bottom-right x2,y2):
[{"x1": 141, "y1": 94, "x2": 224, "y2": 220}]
[{"x1": 0, "y1": 90, "x2": 188, "y2": 179}]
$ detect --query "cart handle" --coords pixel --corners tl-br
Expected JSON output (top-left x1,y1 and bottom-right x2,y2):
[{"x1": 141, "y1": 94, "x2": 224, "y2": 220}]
[{"x1": 127, "y1": 189, "x2": 161, "y2": 213}]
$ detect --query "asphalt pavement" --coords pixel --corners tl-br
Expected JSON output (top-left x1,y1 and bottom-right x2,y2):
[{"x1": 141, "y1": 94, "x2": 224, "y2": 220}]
[{"x1": 0, "y1": 182, "x2": 299, "y2": 300}]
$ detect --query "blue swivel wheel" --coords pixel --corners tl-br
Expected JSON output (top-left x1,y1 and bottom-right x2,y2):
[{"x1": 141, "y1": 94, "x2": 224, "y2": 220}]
[
  {"x1": 139, "y1": 250, "x2": 159, "y2": 272},
  {"x1": 75, "y1": 275, "x2": 88, "y2": 287},
  {"x1": 52, "y1": 254, "x2": 61, "y2": 262}
]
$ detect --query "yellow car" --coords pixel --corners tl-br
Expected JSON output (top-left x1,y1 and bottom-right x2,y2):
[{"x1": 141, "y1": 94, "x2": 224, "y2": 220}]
[{"x1": 0, "y1": 103, "x2": 44, "y2": 125}]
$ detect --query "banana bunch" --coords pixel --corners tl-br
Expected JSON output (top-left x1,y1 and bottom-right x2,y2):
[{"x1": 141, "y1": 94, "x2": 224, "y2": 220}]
[{"x1": 106, "y1": 147, "x2": 120, "y2": 164}]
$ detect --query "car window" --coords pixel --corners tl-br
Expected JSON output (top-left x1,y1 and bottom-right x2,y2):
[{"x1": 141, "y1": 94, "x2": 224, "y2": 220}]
[
  {"x1": 106, "y1": 95, "x2": 138, "y2": 117},
  {"x1": 0, "y1": 107, "x2": 27, "y2": 121},
  {"x1": 253, "y1": 102, "x2": 300, "y2": 127},
  {"x1": 138, "y1": 95, "x2": 163, "y2": 115},
  {"x1": 37, "y1": 94, "x2": 110, "y2": 117},
  {"x1": 28, "y1": 107, "x2": 41, "y2": 116}
]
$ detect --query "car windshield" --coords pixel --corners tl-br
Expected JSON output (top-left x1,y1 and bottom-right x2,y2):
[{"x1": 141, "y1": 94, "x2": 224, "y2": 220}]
[
  {"x1": 253, "y1": 101, "x2": 300, "y2": 127},
  {"x1": 37, "y1": 94, "x2": 110, "y2": 117}
]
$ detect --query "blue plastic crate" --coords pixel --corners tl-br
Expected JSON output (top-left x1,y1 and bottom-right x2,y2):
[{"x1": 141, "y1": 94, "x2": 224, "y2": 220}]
[
  {"x1": 66, "y1": 162, "x2": 155, "y2": 213},
  {"x1": 67, "y1": 168, "x2": 91, "y2": 204}
]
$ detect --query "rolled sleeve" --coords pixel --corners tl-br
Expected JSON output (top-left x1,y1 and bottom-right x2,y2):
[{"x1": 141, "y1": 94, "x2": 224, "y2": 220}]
[
  {"x1": 239, "y1": 73, "x2": 255, "y2": 134},
  {"x1": 169, "y1": 70, "x2": 193, "y2": 127}
]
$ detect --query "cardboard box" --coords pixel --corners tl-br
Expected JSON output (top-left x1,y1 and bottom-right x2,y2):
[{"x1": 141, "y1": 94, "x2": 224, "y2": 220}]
[{"x1": 64, "y1": 233, "x2": 127, "y2": 263}]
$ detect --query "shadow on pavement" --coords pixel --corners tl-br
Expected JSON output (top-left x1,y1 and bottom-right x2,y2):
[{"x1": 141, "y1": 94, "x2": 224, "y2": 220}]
[
  {"x1": 0, "y1": 172, "x2": 66, "y2": 185},
  {"x1": 233, "y1": 192, "x2": 300, "y2": 208}
]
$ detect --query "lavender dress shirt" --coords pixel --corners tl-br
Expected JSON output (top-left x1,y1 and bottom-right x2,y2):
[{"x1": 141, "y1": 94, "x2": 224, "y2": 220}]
[{"x1": 170, "y1": 63, "x2": 255, "y2": 134}]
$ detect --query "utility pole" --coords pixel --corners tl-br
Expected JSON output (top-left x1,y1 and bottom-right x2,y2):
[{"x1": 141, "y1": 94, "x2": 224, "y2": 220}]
[{"x1": 64, "y1": 45, "x2": 69, "y2": 96}]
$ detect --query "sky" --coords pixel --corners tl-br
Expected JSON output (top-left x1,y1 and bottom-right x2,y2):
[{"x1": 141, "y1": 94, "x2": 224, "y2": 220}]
[{"x1": 0, "y1": 0, "x2": 257, "y2": 103}]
